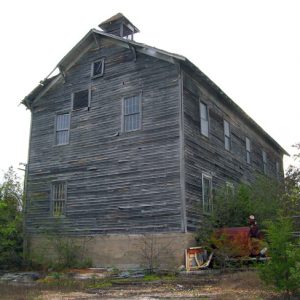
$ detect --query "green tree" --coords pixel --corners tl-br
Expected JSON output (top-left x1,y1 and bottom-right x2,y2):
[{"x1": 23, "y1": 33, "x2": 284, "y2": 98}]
[
  {"x1": 259, "y1": 217, "x2": 300, "y2": 298},
  {"x1": 284, "y1": 143, "x2": 300, "y2": 217},
  {"x1": 211, "y1": 175, "x2": 283, "y2": 229},
  {"x1": 0, "y1": 166, "x2": 23, "y2": 268}
]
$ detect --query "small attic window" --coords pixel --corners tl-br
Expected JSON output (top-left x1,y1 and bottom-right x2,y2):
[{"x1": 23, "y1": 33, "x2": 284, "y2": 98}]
[
  {"x1": 91, "y1": 58, "x2": 105, "y2": 78},
  {"x1": 72, "y1": 89, "x2": 90, "y2": 110}
]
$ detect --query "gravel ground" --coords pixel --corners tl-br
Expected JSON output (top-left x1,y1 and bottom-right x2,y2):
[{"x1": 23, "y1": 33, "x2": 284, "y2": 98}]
[{"x1": 0, "y1": 271, "x2": 283, "y2": 300}]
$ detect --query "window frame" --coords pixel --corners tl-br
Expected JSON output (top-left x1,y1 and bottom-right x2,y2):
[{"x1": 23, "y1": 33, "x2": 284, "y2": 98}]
[
  {"x1": 246, "y1": 137, "x2": 251, "y2": 164},
  {"x1": 71, "y1": 88, "x2": 91, "y2": 111},
  {"x1": 55, "y1": 112, "x2": 70, "y2": 146},
  {"x1": 51, "y1": 182, "x2": 67, "y2": 217},
  {"x1": 202, "y1": 173, "x2": 213, "y2": 214},
  {"x1": 224, "y1": 120, "x2": 231, "y2": 151},
  {"x1": 91, "y1": 58, "x2": 105, "y2": 79},
  {"x1": 199, "y1": 101, "x2": 209, "y2": 137},
  {"x1": 121, "y1": 93, "x2": 142, "y2": 133}
]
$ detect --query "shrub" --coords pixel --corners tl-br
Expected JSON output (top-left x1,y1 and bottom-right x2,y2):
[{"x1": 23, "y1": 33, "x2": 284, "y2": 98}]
[
  {"x1": 259, "y1": 217, "x2": 300, "y2": 298},
  {"x1": 0, "y1": 167, "x2": 23, "y2": 268}
]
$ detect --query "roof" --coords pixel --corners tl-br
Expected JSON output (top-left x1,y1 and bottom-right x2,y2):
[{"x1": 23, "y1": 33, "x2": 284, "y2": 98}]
[
  {"x1": 99, "y1": 13, "x2": 139, "y2": 34},
  {"x1": 21, "y1": 27, "x2": 288, "y2": 156}
]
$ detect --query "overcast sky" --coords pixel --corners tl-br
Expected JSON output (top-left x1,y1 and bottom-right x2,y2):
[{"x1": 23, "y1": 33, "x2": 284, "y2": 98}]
[{"x1": 0, "y1": 0, "x2": 299, "y2": 179}]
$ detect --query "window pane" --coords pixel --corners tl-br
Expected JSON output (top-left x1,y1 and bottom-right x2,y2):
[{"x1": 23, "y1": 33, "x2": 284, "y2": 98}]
[
  {"x1": 246, "y1": 137, "x2": 251, "y2": 151},
  {"x1": 52, "y1": 183, "x2": 66, "y2": 216},
  {"x1": 225, "y1": 136, "x2": 230, "y2": 151},
  {"x1": 201, "y1": 120, "x2": 209, "y2": 137},
  {"x1": 56, "y1": 130, "x2": 69, "y2": 145},
  {"x1": 246, "y1": 151, "x2": 251, "y2": 164},
  {"x1": 200, "y1": 102, "x2": 208, "y2": 120},
  {"x1": 123, "y1": 95, "x2": 141, "y2": 132},
  {"x1": 262, "y1": 150, "x2": 267, "y2": 163},
  {"x1": 56, "y1": 114, "x2": 69, "y2": 130},
  {"x1": 56, "y1": 114, "x2": 70, "y2": 145},
  {"x1": 124, "y1": 114, "x2": 140, "y2": 131},
  {"x1": 224, "y1": 120, "x2": 230, "y2": 136}
]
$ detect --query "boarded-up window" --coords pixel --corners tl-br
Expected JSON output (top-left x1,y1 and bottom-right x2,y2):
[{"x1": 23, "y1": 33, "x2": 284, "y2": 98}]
[
  {"x1": 202, "y1": 174, "x2": 213, "y2": 213},
  {"x1": 52, "y1": 182, "x2": 66, "y2": 216},
  {"x1": 56, "y1": 113, "x2": 70, "y2": 145},
  {"x1": 73, "y1": 89, "x2": 89, "y2": 110},
  {"x1": 246, "y1": 137, "x2": 251, "y2": 164},
  {"x1": 262, "y1": 150, "x2": 267, "y2": 174},
  {"x1": 123, "y1": 95, "x2": 141, "y2": 132},
  {"x1": 92, "y1": 58, "x2": 105, "y2": 78},
  {"x1": 224, "y1": 120, "x2": 231, "y2": 151},
  {"x1": 200, "y1": 102, "x2": 209, "y2": 137}
]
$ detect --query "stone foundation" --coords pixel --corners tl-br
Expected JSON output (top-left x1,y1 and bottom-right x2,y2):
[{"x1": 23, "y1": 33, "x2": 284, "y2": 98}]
[{"x1": 27, "y1": 232, "x2": 196, "y2": 269}]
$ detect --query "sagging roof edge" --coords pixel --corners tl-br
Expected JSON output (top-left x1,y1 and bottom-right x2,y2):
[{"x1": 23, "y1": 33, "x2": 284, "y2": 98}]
[{"x1": 21, "y1": 29, "x2": 289, "y2": 156}]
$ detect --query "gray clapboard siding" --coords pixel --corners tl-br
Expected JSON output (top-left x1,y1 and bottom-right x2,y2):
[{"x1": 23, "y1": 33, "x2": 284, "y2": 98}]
[
  {"x1": 26, "y1": 39, "x2": 183, "y2": 235},
  {"x1": 182, "y1": 69, "x2": 283, "y2": 231}
]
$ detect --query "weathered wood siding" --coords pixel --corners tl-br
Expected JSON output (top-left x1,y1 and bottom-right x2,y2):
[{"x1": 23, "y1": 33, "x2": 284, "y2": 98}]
[
  {"x1": 26, "y1": 38, "x2": 183, "y2": 235},
  {"x1": 182, "y1": 69, "x2": 284, "y2": 231}
]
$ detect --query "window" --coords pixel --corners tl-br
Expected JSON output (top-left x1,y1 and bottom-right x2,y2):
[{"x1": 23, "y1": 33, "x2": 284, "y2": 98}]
[
  {"x1": 202, "y1": 174, "x2": 213, "y2": 213},
  {"x1": 262, "y1": 150, "x2": 267, "y2": 174},
  {"x1": 52, "y1": 182, "x2": 66, "y2": 216},
  {"x1": 122, "y1": 95, "x2": 142, "y2": 132},
  {"x1": 55, "y1": 113, "x2": 70, "y2": 145},
  {"x1": 224, "y1": 120, "x2": 231, "y2": 151},
  {"x1": 72, "y1": 89, "x2": 90, "y2": 110},
  {"x1": 200, "y1": 102, "x2": 209, "y2": 137},
  {"x1": 91, "y1": 58, "x2": 105, "y2": 78},
  {"x1": 246, "y1": 137, "x2": 251, "y2": 164},
  {"x1": 276, "y1": 161, "x2": 280, "y2": 180},
  {"x1": 226, "y1": 182, "x2": 235, "y2": 200}
]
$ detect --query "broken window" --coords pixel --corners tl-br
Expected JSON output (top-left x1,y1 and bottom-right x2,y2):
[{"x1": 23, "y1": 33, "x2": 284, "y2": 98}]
[
  {"x1": 202, "y1": 174, "x2": 213, "y2": 213},
  {"x1": 200, "y1": 101, "x2": 209, "y2": 137},
  {"x1": 123, "y1": 95, "x2": 141, "y2": 132},
  {"x1": 224, "y1": 120, "x2": 231, "y2": 151},
  {"x1": 246, "y1": 137, "x2": 251, "y2": 164},
  {"x1": 72, "y1": 89, "x2": 90, "y2": 110},
  {"x1": 52, "y1": 182, "x2": 66, "y2": 216},
  {"x1": 55, "y1": 113, "x2": 70, "y2": 145},
  {"x1": 92, "y1": 58, "x2": 105, "y2": 78}
]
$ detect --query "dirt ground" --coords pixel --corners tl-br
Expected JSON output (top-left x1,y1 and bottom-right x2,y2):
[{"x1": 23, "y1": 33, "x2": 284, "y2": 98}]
[{"x1": 0, "y1": 271, "x2": 284, "y2": 300}]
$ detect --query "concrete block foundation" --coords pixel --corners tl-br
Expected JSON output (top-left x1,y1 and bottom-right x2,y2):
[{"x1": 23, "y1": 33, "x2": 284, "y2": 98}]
[{"x1": 28, "y1": 232, "x2": 196, "y2": 270}]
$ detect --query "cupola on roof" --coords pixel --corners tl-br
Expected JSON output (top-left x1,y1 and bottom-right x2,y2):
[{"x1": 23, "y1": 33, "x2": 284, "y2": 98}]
[{"x1": 99, "y1": 13, "x2": 139, "y2": 40}]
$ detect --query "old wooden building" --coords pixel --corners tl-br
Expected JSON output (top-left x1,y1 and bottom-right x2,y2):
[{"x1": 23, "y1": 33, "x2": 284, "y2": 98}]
[{"x1": 22, "y1": 13, "x2": 287, "y2": 267}]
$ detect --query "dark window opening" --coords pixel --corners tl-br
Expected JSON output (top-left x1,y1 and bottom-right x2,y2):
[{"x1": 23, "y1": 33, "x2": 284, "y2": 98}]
[
  {"x1": 92, "y1": 58, "x2": 105, "y2": 78},
  {"x1": 73, "y1": 89, "x2": 89, "y2": 110}
]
